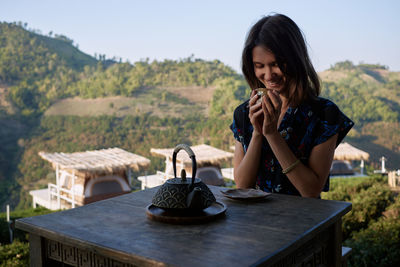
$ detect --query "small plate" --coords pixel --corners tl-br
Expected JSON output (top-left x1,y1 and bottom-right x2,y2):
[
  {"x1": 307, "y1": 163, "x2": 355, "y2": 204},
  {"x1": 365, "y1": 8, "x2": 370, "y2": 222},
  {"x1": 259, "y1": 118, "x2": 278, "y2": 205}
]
[{"x1": 220, "y1": 188, "x2": 271, "y2": 200}]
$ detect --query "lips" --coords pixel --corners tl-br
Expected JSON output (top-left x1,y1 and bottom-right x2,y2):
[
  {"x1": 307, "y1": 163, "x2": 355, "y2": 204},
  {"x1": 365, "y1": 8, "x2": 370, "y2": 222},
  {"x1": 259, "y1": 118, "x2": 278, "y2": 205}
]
[{"x1": 265, "y1": 77, "x2": 284, "y2": 89}]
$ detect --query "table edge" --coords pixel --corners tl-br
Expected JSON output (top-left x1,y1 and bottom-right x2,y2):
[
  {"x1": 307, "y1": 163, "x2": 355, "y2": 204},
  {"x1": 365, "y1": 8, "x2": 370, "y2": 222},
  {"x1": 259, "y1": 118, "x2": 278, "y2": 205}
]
[
  {"x1": 251, "y1": 200, "x2": 352, "y2": 266},
  {"x1": 15, "y1": 219, "x2": 172, "y2": 267}
]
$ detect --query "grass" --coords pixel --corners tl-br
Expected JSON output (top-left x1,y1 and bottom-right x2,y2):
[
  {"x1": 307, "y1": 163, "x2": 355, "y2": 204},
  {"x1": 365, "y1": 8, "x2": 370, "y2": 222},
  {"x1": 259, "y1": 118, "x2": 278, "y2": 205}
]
[{"x1": 45, "y1": 86, "x2": 209, "y2": 118}]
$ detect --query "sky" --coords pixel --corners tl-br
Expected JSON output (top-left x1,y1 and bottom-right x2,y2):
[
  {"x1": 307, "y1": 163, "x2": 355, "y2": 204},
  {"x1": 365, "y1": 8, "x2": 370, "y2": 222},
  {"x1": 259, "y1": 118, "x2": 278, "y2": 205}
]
[{"x1": 1, "y1": 0, "x2": 400, "y2": 73}]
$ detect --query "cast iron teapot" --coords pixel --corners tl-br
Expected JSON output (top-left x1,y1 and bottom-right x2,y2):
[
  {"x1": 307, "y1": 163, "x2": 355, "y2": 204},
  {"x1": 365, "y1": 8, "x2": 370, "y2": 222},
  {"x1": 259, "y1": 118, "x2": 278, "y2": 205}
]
[{"x1": 151, "y1": 144, "x2": 216, "y2": 210}]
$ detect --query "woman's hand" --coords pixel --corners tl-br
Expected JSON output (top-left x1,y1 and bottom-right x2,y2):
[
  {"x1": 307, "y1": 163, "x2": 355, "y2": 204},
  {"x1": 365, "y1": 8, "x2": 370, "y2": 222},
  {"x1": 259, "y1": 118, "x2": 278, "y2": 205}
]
[
  {"x1": 248, "y1": 90, "x2": 264, "y2": 135},
  {"x1": 261, "y1": 90, "x2": 282, "y2": 135}
]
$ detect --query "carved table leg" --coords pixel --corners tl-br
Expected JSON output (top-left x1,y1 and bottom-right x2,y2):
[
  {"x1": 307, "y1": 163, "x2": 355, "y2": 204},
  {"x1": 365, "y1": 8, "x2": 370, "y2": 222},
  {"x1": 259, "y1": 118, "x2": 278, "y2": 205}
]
[
  {"x1": 332, "y1": 218, "x2": 342, "y2": 267},
  {"x1": 29, "y1": 234, "x2": 45, "y2": 267}
]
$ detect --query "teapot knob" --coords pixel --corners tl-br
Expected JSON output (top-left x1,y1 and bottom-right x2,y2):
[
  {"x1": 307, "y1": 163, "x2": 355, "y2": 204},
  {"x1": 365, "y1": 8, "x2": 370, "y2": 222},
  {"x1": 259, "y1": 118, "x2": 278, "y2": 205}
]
[{"x1": 181, "y1": 169, "x2": 186, "y2": 182}]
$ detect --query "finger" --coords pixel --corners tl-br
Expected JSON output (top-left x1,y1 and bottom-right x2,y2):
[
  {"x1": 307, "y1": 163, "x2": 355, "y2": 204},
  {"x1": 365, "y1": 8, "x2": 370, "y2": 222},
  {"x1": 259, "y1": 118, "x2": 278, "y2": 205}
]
[
  {"x1": 250, "y1": 108, "x2": 264, "y2": 123},
  {"x1": 253, "y1": 108, "x2": 264, "y2": 119},
  {"x1": 267, "y1": 91, "x2": 282, "y2": 110},
  {"x1": 249, "y1": 105, "x2": 262, "y2": 123},
  {"x1": 263, "y1": 95, "x2": 275, "y2": 115},
  {"x1": 261, "y1": 99, "x2": 271, "y2": 122},
  {"x1": 249, "y1": 93, "x2": 259, "y2": 106},
  {"x1": 249, "y1": 108, "x2": 264, "y2": 132},
  {"x1": 249, "y1": 101, "x2": 262, "y2": 114},
  {"x1": 271, "y1": 89, "x2": 280, "y2": 97}
]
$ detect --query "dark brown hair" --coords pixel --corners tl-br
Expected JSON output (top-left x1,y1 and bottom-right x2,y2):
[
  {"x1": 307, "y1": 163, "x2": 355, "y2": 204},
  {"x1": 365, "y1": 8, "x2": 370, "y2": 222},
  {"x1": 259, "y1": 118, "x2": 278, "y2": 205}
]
[{"x1": 242, "y1": 14, "x2": 320, "y2": 106}]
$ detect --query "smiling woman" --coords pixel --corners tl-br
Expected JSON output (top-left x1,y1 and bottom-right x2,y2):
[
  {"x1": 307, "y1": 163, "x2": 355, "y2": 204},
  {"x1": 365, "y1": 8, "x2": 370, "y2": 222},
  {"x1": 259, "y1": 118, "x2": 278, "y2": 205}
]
[{"x1": 231, "y1": 14, "x2": 354, "y2": 198}]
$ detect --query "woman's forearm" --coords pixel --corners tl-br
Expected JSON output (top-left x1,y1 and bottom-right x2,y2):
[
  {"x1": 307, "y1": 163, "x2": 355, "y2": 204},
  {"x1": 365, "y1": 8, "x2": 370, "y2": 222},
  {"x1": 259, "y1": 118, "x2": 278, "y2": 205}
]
[
  {"x1": 264, "y1": 131, "x2": 335, "y2": 197},
  {"x1": 234, "y1": 132, "x2": 263, "y2": 188}
]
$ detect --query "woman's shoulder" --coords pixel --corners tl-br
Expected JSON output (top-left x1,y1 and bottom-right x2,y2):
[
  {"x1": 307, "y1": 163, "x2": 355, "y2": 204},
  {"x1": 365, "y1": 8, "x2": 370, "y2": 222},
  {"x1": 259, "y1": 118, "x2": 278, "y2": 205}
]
[
  {"x1": 308, "y1": 97, "x2": 338, "y2": 110},
  {"x1": 306, "y1": 97, "x2": 354, "y2": 146},
  {"x1": 231, "y1": 99, "x2": 251, "y2": 133},
  {"x1": 233, "y1": 99, "x2": 250, "y2": 117},
  {"x1": 305, "y1": 97, "x2": 342, "y2": 120}
]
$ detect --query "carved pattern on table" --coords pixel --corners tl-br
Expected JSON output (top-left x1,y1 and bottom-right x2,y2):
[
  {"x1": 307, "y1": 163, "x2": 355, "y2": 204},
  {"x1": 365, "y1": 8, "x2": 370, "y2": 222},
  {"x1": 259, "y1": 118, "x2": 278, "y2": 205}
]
[
  {"x1": 45, "y1": 239, "x2": 138, "y2": 267},
  {"x1": 271, "y1": 226, "x2": 331, "y2": 267}
]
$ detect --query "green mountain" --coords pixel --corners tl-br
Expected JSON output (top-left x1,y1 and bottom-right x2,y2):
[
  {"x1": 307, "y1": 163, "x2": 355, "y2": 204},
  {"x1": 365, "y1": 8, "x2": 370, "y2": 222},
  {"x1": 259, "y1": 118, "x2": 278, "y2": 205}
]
[
  {"x1": 0, "y1": 22, "x2": 96, "y2": 79},
  {"x1": 0, "y1": 22, "x2": 97, "y2": 117},
  {"x1": 0, "y1": 23, "x2": 399, "y2": 210},
  {"x1": 319, "y1": 61, "x2": 400, "y2": 169},
  {"x1": 0, "y1": 22, "x2": 246, "y2": 209}
]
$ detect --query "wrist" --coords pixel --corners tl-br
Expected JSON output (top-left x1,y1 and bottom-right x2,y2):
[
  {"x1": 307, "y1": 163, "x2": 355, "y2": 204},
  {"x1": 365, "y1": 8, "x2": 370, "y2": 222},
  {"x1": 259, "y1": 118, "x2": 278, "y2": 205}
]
[
  {"x1": 264, "y1": 130, "x2": 281, "y2": 140},
  {"x1": 252, "y1": 130, "x2": 263, "y2": 139}
]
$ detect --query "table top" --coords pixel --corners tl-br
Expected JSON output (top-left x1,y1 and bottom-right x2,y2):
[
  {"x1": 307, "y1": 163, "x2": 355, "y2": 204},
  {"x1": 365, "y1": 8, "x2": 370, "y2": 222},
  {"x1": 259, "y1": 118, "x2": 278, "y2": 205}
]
[{"x1": 16, "y1": 186, "x2": 351, "y2": 267}]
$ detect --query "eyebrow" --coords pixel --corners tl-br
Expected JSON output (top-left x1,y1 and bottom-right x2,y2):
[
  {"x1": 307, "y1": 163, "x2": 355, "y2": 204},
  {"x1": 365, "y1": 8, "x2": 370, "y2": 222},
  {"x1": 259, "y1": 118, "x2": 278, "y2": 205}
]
[{"x1": 253, "y1": 61, "x2": 277, "y2": 66}]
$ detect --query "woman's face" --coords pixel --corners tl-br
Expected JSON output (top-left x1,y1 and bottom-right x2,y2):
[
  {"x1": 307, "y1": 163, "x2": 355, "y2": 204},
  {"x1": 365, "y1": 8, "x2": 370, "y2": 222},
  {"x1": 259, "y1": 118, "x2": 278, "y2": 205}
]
[{"x1": 252, "y1": 46, "x2": 286, "y2": 92}]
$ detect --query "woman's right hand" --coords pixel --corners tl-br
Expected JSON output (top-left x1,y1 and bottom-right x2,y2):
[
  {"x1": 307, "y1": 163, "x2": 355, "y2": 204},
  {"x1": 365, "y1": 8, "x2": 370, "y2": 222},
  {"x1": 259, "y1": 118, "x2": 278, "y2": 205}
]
[{"x1": 248, "y1": 90, "x2": 264, "y2": 135}]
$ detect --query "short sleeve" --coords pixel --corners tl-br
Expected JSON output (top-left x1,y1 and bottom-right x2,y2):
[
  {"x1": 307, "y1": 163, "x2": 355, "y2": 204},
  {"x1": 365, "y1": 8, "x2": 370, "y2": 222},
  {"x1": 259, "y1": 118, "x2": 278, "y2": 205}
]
[
  {"x1": 230, "y1": 116, "x2": 241, "y2": 142},
  {"x1": 313, "y1": 101, "x2": 354, "y2": 147},
  {"x1": 230, "y1": 100, "x2": 249, "y2": 143}
]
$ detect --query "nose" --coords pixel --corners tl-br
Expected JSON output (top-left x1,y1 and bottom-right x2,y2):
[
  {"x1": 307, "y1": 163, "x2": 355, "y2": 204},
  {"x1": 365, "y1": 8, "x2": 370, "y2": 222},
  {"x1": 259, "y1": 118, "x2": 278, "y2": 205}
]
[{"x1": 261, "y1": 66, "x2": 276, "y2": 81}]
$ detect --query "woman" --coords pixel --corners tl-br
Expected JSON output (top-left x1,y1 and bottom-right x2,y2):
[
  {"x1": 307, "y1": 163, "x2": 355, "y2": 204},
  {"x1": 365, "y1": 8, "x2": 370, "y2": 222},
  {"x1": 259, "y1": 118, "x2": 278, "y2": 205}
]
[{"x1": 231, "y1": 14, "x2": 353, "y2": 198}]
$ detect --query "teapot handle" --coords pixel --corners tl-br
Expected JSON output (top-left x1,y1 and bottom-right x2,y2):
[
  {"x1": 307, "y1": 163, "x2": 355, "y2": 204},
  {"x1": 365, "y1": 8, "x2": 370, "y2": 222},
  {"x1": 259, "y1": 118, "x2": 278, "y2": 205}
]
[{"x1": 172, "y1": 144, "x2": 197, "y2": 186}]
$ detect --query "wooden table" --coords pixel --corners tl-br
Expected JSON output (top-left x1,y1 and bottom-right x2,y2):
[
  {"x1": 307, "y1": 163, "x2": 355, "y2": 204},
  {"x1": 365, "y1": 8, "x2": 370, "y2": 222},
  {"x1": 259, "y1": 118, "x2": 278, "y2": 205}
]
[{"x1": 16, "y1": 186, "x2": 351, "y2": 267}]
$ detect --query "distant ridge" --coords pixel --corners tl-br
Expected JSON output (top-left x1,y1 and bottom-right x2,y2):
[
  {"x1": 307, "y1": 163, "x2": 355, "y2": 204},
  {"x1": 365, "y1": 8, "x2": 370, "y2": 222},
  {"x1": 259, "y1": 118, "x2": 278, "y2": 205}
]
[{"x1": 0, "y1": 21, "x2": 97, "y2": 73}]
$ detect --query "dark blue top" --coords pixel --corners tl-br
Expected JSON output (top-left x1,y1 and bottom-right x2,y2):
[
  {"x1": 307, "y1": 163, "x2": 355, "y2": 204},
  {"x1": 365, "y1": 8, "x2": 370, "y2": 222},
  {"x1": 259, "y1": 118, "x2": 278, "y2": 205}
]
[{"x1": 230, "y1": 97, "x2": 354, "y2": 196}]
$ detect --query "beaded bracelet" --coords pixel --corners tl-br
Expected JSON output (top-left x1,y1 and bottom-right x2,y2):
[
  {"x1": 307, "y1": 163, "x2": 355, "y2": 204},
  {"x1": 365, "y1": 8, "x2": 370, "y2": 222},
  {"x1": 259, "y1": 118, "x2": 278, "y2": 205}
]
[{"x1": 282, "y1": 159, "x2": 301, "y2": 174}]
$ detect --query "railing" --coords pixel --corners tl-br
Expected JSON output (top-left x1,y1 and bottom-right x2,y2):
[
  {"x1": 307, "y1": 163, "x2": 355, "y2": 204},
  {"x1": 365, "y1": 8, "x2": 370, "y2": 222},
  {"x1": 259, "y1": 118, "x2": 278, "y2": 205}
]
[
  {"x1": 388, "y1": 171, "x2": 400, "y2": 187},
  {"x1": 48, "y1": 183, "x2": 77, "y2": 209},
  {"x1": 156, "y1": 171, "x2": 174, "y2": 180}
]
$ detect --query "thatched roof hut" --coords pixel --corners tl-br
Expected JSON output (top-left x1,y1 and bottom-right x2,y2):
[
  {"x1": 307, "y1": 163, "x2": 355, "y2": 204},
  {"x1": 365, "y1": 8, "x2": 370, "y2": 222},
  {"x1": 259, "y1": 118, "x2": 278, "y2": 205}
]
[
  {"x1": 32, "y1": 148, "x2": 151, "y2": 210},
  {"x1": 39, "y1": 147, "x2": 151, "y2": 175},
  {"x1": 334, "y1": 142, "x2": 369, "y2": 161},
  {"x1": 147, "y1": 144, "x2": 233, "y2": 187},
  {"x1": 150, "y1": 144, "x2": 234, "y2": 168}
]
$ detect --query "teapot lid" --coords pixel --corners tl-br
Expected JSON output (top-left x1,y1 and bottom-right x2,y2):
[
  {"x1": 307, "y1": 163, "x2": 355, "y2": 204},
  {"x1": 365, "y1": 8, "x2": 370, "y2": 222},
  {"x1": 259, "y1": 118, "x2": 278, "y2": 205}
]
[{"x1": 166, "y1": 169, "x2": 201, "y2": 184}]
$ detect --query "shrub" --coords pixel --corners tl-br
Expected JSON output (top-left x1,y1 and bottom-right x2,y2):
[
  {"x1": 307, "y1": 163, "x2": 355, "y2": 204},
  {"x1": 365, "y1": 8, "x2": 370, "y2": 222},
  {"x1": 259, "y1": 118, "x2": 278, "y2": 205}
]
[
  {"x1": 322, "y1": 176, "x2": 392, "y2": 240},
  {"x1": 0, "y1": 240, "x2": 29, "y2": 267},
  {"x1": 345, "y1": 196, "x2": 400, "y2": 267},
  {"x1": 322, "y1": 175, "x2": 386, "y2": 202},
  {"x1": 340, "y1": 183, "x2": 393, "y2": 240}
]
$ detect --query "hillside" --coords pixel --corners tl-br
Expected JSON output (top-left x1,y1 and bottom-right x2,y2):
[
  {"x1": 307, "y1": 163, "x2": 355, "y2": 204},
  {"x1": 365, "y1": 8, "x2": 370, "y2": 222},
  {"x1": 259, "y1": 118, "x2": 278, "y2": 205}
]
[
  {"x1": 0, "y1": 22, "x2": 96, "y2": 80},
  {"x1": 0, "y1": 23, "x2": 400, "y2": 210},
  {"x1": 319, "y1": 61, "x2": 400, "y2": 168},
  {"x1": 0, "y1": 22, "x2": 98, "y2": 118},
  {"x1": 44, "y1": 85, "x2": 213, "y2": 118}
]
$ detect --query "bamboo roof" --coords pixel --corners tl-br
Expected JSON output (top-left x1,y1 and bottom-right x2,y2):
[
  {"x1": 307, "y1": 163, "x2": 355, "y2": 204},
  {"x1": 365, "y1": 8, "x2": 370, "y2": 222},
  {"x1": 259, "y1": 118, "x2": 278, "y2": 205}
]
[
  {"x1": 38, "y1": 147, "x2": 150, "y2": 173},
  {"x1": 150, "y1": 144, "x2": 234, "y2": 166},
  {"x1": 334, "y1": 142, "x2": 370, "y2": 161}
]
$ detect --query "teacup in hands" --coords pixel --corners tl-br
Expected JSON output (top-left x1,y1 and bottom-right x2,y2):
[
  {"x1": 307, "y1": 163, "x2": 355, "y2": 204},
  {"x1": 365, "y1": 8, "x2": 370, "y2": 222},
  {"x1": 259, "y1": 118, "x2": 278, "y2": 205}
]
[{"x1": 255, "y1": 88, "x2": 274, "y2": 104}]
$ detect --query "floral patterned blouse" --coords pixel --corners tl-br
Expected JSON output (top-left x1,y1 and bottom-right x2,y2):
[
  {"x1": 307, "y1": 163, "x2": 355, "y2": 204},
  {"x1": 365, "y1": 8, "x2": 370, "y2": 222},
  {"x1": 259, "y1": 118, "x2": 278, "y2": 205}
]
[{"x1": 230, "y1": 97, "x2": 354, "y2": 196}]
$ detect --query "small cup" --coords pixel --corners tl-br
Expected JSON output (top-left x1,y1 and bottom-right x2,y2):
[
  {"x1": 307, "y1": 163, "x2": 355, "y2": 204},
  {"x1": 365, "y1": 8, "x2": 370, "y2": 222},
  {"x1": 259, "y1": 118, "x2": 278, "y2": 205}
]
[{"x1": 255, "y1": 88, "x2": 272, "y2": 104}]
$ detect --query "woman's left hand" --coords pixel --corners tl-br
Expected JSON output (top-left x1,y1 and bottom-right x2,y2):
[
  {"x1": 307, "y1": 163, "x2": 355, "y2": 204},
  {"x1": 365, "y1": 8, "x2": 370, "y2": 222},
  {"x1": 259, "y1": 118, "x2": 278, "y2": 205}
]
[{"x1": 261, "y1": 90, "x2": 282, "y2": 135}]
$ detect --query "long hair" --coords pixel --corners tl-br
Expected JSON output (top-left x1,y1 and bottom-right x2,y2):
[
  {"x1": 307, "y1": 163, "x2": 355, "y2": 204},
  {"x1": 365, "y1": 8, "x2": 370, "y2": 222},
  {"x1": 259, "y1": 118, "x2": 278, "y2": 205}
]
[{"x1": 242, "y1": 14, "x2": 320, "y2": 106}]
